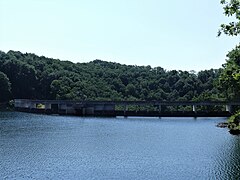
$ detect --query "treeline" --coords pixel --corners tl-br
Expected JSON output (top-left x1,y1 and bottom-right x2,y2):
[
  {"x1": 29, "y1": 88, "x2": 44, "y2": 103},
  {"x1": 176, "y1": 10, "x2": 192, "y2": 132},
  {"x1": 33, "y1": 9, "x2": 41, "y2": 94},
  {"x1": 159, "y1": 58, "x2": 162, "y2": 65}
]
[{"x1": 0, "y1": 50, "x2": 224, "y2": 102}]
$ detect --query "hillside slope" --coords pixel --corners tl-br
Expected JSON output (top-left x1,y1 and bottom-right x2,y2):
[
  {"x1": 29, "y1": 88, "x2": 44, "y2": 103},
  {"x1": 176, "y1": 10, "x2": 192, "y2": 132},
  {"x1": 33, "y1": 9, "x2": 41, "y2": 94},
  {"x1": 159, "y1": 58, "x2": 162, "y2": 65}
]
[{"x1": 0, "y1": 50, "x2": 223, "y2": 102}]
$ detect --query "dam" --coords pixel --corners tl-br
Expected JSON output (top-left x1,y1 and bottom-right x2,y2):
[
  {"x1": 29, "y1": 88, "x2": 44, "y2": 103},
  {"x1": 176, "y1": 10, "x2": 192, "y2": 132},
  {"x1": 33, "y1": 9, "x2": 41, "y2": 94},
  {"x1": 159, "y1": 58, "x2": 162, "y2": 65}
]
[{"x1": 14, "y1": 99, "x2": 240, "y2": 117}]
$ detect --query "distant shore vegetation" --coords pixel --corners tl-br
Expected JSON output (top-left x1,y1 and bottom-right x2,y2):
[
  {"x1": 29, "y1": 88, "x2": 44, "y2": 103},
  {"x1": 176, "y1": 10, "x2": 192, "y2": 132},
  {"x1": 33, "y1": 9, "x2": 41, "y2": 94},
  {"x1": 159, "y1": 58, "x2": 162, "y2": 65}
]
[{"x1": 0, "y1": 50, "x2": 225, "y2": 103}]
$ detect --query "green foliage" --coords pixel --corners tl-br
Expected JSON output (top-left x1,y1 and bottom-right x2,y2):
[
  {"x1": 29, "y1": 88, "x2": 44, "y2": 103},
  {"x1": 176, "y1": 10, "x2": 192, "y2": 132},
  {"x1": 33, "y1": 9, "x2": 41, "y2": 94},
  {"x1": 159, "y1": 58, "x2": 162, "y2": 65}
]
[
  {"x1": 0, "y1": 71, "x2": 11, "y2": 102},
  {"x1": 219, "y1": 0, "x2": 240, "y2": 134},
  {"x1": 228, "y1": 111, "x2": 240, "y2": 131},
  {"x1": 0, "y1": 50, "x2": 223, "y2": 102},
  {"x1": 218, "y1": 0, "x2": 240, "y2": 36},
  {"x1": 219, "y1": 45, "x2": 240, "y2": 100},
  {"x1": 36, "y1": 103, "x2": 45, "y2": 109}
]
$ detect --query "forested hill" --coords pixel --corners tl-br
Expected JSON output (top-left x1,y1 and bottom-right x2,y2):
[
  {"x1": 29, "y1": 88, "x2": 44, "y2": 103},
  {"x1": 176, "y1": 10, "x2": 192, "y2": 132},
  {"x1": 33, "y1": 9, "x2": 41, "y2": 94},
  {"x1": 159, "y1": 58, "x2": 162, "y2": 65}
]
[{"x1": 0, "y1": 50, "x2": 223, "y2": 102}]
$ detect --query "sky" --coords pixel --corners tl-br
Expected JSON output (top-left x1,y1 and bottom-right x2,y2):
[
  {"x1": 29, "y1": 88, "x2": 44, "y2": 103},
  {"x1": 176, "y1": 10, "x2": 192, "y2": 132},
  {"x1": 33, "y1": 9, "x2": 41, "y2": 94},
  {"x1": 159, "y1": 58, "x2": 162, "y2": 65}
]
[{"x1": 0, "y1": 0, "x2": 240, "y2": 71}]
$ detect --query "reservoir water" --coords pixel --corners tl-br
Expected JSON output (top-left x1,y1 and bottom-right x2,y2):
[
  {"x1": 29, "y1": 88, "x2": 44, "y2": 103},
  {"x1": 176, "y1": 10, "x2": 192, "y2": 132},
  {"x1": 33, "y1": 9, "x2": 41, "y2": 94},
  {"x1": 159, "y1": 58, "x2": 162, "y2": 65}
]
[{"x1": 0, "y1": 112, "x2": 240, "y2": 179}]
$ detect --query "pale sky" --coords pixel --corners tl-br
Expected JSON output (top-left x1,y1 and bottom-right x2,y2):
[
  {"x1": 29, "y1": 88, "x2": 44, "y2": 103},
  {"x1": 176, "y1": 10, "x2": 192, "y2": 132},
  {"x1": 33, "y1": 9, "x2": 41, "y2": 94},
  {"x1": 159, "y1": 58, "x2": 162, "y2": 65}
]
[{"x1": 0, "y1": 0, "x2": 239, "y2": 71}]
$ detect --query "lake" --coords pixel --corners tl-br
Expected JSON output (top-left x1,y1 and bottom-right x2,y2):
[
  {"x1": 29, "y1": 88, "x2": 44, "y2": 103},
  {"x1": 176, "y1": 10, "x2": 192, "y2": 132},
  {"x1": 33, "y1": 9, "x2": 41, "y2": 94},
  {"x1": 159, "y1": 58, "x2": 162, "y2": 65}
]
[{"x1": 0, "y1": 112, "x2": 240, "y2": 179}]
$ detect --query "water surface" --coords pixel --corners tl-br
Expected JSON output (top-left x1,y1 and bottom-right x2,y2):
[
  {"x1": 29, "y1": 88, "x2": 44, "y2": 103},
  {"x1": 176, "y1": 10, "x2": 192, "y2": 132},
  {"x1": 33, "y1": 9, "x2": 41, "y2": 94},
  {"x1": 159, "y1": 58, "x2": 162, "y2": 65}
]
[{"x1": 0, "y1": 112, "x2": 240, "y2": 179}]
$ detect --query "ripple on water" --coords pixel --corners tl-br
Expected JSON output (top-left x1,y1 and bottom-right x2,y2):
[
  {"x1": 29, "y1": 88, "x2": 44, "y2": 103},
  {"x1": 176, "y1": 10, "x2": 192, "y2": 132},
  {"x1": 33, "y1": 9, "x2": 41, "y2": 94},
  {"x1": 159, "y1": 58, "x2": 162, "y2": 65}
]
[{"x1": 0, "y1": 112, "x2": 240, "y2": 179}]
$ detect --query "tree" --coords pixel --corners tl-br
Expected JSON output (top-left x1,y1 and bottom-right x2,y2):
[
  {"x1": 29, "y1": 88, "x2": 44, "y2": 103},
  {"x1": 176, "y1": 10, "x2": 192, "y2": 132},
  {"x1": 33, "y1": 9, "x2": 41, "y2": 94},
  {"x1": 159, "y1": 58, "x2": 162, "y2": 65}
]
[
  {"x1": 0, "y1": 50, "x2": 222, "y2": 102},
  {"x1": 218, "y1": 0, "x2": 240, "y2": 99},
  {"x1": 219, "y1": 45, "x2": 240, "y2": 100},
  {"x1": 218, "y1": 0, "x2": 240, "y2": 36},
  {"x1": 218, "y1": 0, "x2": 240, "y2": 134},
  {"x1": 0, "y1": 71, "x2": 11, "y2": 102}
]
